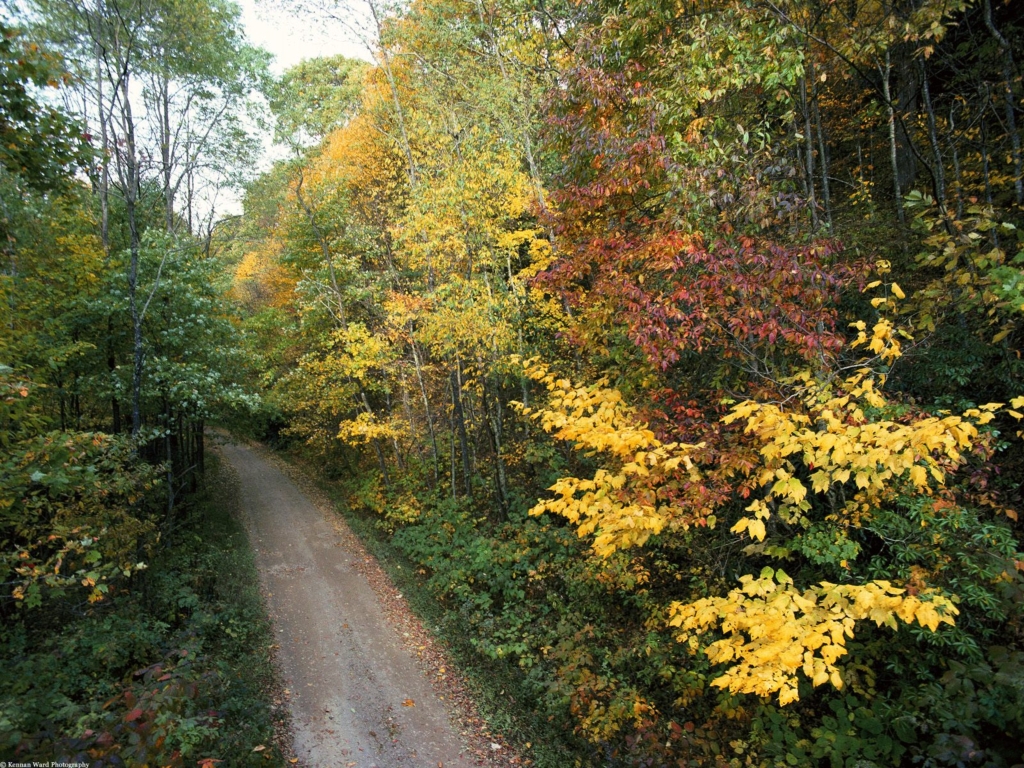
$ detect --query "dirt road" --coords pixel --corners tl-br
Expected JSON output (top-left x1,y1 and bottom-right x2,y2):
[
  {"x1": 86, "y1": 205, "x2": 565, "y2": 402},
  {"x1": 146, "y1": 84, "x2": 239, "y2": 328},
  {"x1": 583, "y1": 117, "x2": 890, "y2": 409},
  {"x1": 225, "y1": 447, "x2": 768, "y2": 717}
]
[{"x1": 219, "y1": 440, "x2": 477, "y2": 768}]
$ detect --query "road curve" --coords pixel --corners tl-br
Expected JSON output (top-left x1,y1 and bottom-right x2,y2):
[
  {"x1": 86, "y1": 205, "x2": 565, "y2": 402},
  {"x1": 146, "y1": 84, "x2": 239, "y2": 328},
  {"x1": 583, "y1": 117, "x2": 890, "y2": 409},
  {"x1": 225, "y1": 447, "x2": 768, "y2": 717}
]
[{"x1": 219, "y1": 440, "x2": 475, "y2": 768}]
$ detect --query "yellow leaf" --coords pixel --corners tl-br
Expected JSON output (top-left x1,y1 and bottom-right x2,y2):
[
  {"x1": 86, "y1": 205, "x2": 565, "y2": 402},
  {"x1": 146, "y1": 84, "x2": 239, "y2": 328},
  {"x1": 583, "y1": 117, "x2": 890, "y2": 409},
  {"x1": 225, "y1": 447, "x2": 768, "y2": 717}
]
[
  {"x1": 731, "y1": 518, "x2": 750, "y2": 534},
  {"x1": 908, "y1": 464, "x2": 927, "y2": 487},
  {"x1": 810, "y1": 470, "x2": 831, "y2": 493},
  {"x1": 669, "y1": 577, "x2": 957, "y2": 705}
]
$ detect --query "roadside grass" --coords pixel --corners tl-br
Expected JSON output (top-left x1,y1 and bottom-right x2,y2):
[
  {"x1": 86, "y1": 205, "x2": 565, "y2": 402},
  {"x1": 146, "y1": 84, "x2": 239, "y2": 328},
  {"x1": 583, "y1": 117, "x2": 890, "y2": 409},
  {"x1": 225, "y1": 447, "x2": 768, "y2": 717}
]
[{"x1": 178, "y1": 451, "x2": 291, "y2": 766}]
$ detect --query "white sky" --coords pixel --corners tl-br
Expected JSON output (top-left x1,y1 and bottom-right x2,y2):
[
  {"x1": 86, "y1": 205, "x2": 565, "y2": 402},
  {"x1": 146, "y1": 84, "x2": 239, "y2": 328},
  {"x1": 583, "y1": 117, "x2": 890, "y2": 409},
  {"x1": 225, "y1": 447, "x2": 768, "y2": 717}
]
[{"x1": 237, "y1": 0, "x2": 374, "y2": 74}]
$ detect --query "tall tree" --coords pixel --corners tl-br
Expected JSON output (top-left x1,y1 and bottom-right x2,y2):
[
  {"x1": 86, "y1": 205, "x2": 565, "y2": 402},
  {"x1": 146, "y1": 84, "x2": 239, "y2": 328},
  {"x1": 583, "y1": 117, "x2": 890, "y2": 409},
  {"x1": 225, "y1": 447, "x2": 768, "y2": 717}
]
[{"x1": 31, "y1": 0, "x2": 269, "y2": 437}]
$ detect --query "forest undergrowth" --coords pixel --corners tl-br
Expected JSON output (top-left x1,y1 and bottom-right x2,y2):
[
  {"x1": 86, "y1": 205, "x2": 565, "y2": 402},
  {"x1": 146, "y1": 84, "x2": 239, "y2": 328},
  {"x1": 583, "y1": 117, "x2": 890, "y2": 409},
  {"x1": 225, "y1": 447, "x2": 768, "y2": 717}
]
[{"x1": 0, "y1": 453, "x2": 287, "y2": 766}]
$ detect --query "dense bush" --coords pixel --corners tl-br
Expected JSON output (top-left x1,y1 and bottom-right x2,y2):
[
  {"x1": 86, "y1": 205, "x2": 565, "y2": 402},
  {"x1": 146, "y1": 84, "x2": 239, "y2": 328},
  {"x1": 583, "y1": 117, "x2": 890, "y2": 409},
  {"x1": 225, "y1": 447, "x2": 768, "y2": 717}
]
[{"x1": 0, "y1": 457, "x2": 284, "y2": 766}]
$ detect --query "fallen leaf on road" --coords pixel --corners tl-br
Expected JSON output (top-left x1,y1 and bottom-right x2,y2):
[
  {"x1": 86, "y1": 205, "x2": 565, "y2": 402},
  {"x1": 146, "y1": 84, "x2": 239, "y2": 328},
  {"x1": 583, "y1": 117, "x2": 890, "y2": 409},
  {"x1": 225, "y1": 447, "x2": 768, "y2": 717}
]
[{"x1": 402, "y1": 698, "x2": 415, "y2": 707}]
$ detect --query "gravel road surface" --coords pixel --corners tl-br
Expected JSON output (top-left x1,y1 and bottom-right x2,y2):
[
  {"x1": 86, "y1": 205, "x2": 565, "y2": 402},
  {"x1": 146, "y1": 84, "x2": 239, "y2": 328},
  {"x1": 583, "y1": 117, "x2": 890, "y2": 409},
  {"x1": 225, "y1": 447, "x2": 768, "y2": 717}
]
[{"x1": 220, "y1": 440, "x2": 476, "y2": 768}]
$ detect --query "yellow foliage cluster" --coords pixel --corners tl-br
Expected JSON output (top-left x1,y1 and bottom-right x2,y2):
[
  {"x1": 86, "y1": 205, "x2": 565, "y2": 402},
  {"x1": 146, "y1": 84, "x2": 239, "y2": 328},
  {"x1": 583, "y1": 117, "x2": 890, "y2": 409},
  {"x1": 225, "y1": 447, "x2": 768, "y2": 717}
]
[
  {"x1": 337, "y1": 411, "x2": 406, "y2": 445},
  {"x1": 395, "y1": 125, "x2": 537, "y2": 281},
  {"x1": 668, "y1": 569, "x2": 958, "y2": 705},
  {"x1": 578, "y1": 689, "x2": 656, "y2": 741},
  {"x1": 232, "y1": 238, "x2": 297, "y2": 310},
  {"x1": 515, "y1": 359, "x2": 703, "y2": 557},
  {"x1": 415, "y1": 278, "x2": 516, "y2": 359},
  {"x1": 306, "y1": 110, "x2": 408, "y2": 213},
  {"x1": 276, "y1": 324, "x2": 399, "y2": 452},
  {"x1": 723, "y1": 365, "x2": 1022, "y2": 542},
  {"x1": 850, "y1": 269, "x2": 908, "y2": 364},
  {"x1": 326, "y1": 324, "x2": 396, "y2": 383},
  {"x1": 518, "y1": 306, "x2": 1022, "y2": 704},
  {"x1": 517, "y1": 328, "x2": 1022, "y2": 558},
  {"x1": 718, "y1": 283, "x2": 1023, "y2": 542}
]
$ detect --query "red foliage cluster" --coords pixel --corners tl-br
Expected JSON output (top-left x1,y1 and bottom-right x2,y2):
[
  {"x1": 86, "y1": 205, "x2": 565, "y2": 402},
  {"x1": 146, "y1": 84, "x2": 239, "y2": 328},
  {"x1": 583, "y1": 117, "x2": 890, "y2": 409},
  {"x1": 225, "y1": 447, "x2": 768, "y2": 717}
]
[
  {"x1": 543, "y1": 230, "x2": 852, "y2": 371},
  {"x1": 540, "y1": 51, "x2": 857, "y2": 375}
]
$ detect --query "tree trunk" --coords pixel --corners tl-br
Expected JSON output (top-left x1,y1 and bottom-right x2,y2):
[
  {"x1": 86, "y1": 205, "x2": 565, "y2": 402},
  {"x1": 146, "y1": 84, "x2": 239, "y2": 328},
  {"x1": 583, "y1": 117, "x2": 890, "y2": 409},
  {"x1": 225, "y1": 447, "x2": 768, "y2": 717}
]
[
  {"x1": 483, "y1": 380, "x2": 509, "y2": 516},
  {"x1": 809, "y1": 60, "x2": 833, "y2": 233},
  {"x1": 107, "y1": 317, "x2": 121, "y2": 432},
  {"x1": 799, "y1": 74, "x2": 819, "y2": 231},
  {"x1": 882, "y1": 52, "x2": 905, "y2": 228},
  {"x1": 295, "y1": 171, "x2": 347, "y2": 328},
  {"x1": 984, "y1": 0, "x2": 1023, "y2": 205},
  {"x1": 451, "y1": 362, "x2": 472, "y2": 497},
  {"x1": 448, "y1": 389, "x2": 457, "y2": 500},
  {"x1": 410, "y1": 337, "x2": 439, "y2": 486},
  {"x1": 198, "y1": 420, "x2": 205, "y2": 473},
  {"x1": 980, "y1": 110, "x2": 1000, "y2": 248},
  {"x1": 472, "y1": 0, "x2": 551, "y2": 245},
  {"x1": 164, "y1": 397, "x2": 174, "y2": 518},
  {"x1": 981, "y1": 112, "x2": 996, "y2": 207},
  {"x1": 919, "y1": 59, "x2": 947, "y2": 215},
  {"x1": 949, "y1": 103, "x2": 964, "y2": 219},
  {"x1": 94, "y1": 18, "x2": 110, "y2": 257},
  {"x1": 159, "y1": 69, "x2": 175, "y2": 232},
  {"x1": 120, "y1": 72, "x2": 144, "y2": 438},
  {"x1": 366, "y1": 0, "x2": 417, "y2": 189}
]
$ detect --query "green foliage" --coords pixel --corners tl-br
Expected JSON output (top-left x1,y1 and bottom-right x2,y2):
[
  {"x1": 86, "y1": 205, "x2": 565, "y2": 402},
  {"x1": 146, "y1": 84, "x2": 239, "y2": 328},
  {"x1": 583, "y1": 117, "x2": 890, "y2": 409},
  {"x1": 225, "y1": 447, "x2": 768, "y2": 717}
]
[
  {"x1": 271, "y1": 55, "x2": 369, "y2": 146},
  {"x1": 0, "y1": 21, "x2": 88, "y2": 191},
  {"x1": 0, "y1": 368, "x2": 158, "y2": 610},
  {"x1": 0, "y1": 458, "x2": 284, "y2": 765}
]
